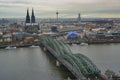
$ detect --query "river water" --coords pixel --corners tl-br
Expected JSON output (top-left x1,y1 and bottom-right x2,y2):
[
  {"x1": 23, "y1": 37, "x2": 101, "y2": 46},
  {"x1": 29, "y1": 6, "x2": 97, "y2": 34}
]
[{"x1": 0, "y1": 44, "x2": 120, "y2": 80}]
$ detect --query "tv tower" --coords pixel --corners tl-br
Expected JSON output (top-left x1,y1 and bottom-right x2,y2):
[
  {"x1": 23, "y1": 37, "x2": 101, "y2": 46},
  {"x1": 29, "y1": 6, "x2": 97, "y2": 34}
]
[{"x1": 56, "y1": 11, "x2": 59, "y2": 21}]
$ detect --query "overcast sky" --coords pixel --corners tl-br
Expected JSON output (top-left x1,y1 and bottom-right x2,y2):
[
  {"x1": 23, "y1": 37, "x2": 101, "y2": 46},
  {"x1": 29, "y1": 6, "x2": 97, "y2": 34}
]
[{"x1": 0, "y1": 0, "x2": 120, "y2": 18}]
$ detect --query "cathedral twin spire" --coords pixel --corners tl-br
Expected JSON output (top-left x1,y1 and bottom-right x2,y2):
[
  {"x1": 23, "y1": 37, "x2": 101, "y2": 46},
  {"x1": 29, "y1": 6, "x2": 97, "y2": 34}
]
[{"x1": 26, "y1": 8, "x2": 35, "y2": 23}]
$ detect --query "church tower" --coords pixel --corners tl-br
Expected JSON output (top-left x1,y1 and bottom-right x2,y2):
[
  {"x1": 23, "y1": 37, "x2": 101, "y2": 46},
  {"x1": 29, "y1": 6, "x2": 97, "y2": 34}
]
[
  {"x1": 26, "y1": 8, "x2": 30, "y2": 23},
  {"x1": 31, "y1": 8, "x2": 35, "y2": 23},
  {"x1": 25, "y1": 8, "x2": 39, "y2": 33}
]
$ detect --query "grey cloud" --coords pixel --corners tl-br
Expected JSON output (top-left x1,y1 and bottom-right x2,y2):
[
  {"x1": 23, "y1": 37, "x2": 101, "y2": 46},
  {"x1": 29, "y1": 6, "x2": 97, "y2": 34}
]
[
  {"x1": 0, "y1": 0, "x2": 33, "y2": 8},
  {"x1": 0, "y1": 1, "x2": 30, "y2": 4},
  {"x1": 0, "y1": 1, "x2": 34, "y2": 8},
  {"x1": 0, "y1": 4, "x2": 24, "y2": 8},
  {"x1": 0, "y1": 0, "x2": 120, "y2": 18},
  {"x1": 63, "y1": 1, "x2": 120, "y2": 12}
]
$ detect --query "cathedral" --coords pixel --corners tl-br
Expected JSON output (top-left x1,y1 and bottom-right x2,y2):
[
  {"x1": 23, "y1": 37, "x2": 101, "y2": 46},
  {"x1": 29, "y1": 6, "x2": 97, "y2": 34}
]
[{"x1": 24, "y1": 8, "x2": 39, "y2": 33}]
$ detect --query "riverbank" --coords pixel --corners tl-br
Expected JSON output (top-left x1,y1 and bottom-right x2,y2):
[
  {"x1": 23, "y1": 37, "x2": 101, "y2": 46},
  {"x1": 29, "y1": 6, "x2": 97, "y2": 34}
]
[
  {"x1": 65, "y1": 39, "x2": 120, "y2": 44},
  {"x1": 0, "y1": 43, "x2": 39, "y2": 49}
]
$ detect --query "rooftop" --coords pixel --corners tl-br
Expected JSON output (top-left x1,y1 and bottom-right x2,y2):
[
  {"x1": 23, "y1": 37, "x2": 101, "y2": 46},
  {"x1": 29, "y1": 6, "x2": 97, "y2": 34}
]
[{"x1": 25, "y1": 23, "x2": 39, "y2": 26}]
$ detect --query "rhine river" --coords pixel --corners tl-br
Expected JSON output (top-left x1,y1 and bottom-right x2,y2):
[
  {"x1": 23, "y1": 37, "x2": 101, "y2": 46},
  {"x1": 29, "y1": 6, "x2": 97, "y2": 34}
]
[{"x1": 0, "y1": 44, "x2": 120, "y2": 80}]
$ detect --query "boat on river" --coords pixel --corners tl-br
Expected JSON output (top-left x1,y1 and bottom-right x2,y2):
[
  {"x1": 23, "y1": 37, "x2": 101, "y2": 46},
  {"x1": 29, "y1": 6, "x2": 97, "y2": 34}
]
[
  {"x1": 5, "y1": 46, "x2": 16, "y2": 50},
  {"x1": 80, "y1": 42, "x2": 88, "y2": 46},
  {"x1": 30, "y1": 45, "x2": 39, "y2": 48}
]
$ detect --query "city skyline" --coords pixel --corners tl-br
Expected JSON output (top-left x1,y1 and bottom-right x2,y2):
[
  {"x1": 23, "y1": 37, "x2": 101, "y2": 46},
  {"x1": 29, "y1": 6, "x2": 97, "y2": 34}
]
[{"x1": 0, "y1": 0, "x2": 120, "y2": 18}]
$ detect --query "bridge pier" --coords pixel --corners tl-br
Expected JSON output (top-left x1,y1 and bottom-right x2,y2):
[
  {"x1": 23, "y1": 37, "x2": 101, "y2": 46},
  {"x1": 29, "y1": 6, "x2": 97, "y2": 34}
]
[
  {"x1": 43, "y1": 47, "x2": 47, "y2": 51},
  {"x1": 56, "y1": 60, "x2": 61, "y2": 67}
]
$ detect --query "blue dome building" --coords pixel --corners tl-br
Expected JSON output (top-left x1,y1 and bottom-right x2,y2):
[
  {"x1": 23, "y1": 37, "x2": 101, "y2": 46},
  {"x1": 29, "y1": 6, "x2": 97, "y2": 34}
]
[{"x1": 67, "y1": 31, "x2": 79, "y2": 39}]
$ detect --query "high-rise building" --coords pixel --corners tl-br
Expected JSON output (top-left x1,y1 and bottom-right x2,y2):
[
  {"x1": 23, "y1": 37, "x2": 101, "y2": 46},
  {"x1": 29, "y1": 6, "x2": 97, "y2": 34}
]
[{"x1": 78, "y1": 13, "x2": 81, "y2": 22}]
